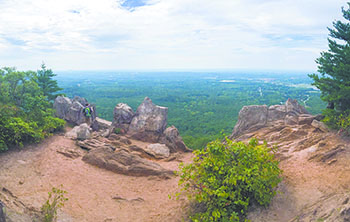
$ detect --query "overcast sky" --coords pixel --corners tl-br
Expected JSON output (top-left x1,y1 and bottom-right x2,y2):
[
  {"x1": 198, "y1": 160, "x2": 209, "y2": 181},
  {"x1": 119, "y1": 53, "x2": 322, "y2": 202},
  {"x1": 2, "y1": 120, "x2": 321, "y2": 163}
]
[{"x1": 0, "y1": 0, "x2": 347, "y2": 71}]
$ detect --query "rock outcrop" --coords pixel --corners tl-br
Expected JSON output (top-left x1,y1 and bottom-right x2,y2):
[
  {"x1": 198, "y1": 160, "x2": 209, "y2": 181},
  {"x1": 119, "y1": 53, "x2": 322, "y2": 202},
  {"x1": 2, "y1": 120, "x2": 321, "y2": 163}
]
[
  {"x1": 129, "y1": 97, "x2": 168, "y2": 142},
  {"x1": 53, "y1": 96, "x2": 96, "y2": 126},
  {"x1": 82, "y1": 147, "x2": 173, "y2": 177},
  {"x1": 230, "y1": 99, "x2": 311, "y2": 139},
  {"x1": 65, "y1": 123, "x2": 91, "y2": 140},
  {"x1": 144, "y1": 143, "x2": 170, "y2": 159},
  {"x1": 159, "y1": 126, "x2": 190, "y2": 153},
  {"x1": 112, "y1": 103, "x2": 135, "y2": 131}
]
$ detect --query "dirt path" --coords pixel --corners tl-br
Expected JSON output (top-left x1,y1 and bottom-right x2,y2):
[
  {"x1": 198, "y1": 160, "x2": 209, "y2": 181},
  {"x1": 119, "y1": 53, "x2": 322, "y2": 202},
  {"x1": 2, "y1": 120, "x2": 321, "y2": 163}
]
[{"x1": 0, "y1": 134, "x2": 193, "y2": 222}]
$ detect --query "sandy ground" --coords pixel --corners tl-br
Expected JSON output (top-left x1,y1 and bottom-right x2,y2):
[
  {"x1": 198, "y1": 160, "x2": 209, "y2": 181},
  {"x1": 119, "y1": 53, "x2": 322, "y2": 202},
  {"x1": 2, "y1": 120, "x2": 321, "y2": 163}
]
[{"x1": 0, "y1": 134, "x2": 193, "y2": 222}]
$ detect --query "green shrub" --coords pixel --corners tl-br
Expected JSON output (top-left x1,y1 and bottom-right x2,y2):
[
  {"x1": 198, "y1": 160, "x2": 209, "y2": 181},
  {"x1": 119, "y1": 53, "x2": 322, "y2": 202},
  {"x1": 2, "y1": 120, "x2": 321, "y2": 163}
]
[
  {"x1": 177, "y1": 138, "x2": 282, "y2": 222},
  {"x1": 41, "y1": 186, "x2": 68, "y2": 222},
  {"x1": 114, "y1": 128, "x2": 122, "y2": 134}
]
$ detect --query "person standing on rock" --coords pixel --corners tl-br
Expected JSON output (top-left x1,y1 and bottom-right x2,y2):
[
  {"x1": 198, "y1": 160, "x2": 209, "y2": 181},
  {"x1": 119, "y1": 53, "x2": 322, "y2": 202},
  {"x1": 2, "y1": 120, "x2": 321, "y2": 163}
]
[{"x1": 83, "y1": 103, "x2": 94, "y2": 125}]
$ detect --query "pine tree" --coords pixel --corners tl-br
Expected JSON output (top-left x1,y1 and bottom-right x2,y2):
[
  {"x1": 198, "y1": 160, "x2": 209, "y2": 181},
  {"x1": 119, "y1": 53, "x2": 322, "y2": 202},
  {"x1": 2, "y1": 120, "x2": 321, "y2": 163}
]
[
  {"x1": 36, "y1": 63, "x2": 62, "y2": 101},
  {"x1": 309, "y1": 3, "x2": 350, "y2": 113}
]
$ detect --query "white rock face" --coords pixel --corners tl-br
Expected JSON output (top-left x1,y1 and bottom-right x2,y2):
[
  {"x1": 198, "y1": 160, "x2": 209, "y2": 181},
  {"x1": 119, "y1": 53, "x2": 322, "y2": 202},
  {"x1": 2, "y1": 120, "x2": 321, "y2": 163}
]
[
  {"x1": 66, "y1": 123, "x2": 91, "y2": 140},
  {"x1": 144, "y1": 143, "x2": 170, "y2": 159}
]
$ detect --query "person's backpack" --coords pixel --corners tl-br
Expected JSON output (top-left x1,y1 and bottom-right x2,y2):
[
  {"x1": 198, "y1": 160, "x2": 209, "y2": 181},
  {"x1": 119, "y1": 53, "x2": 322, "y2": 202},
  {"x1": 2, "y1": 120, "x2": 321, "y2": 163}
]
[{"x1": 83, "y1": 107, "x2": 91, "y2": 117}]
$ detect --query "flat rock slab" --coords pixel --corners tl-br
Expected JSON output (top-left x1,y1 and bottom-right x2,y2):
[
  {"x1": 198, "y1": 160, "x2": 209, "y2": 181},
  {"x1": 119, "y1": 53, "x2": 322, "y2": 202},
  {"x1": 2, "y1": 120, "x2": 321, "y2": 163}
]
[{"x1": 82, "y1": 147, "x2": 173, "y2": 178}]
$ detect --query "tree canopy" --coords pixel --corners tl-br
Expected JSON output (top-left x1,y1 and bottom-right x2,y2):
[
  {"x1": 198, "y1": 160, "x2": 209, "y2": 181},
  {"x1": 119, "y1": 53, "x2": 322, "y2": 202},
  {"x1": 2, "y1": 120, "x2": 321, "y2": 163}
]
[
  {"x1": 0, "y1": 67, "x2": 65, "y2": 151},
  {"x1": 309, "y1": 3, "x2": 350, "y2": 112}
]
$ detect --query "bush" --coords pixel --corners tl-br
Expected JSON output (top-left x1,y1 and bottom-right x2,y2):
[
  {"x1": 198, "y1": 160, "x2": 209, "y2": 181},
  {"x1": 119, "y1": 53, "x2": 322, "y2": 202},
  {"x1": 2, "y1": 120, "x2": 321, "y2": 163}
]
[
  {"x1": 177, "y1": 138, "x2": 282, "y2": 222},
  {"x1": 114, "y1": 128, "x2": 122, "y2": 134},
  {"x1": 41, "y1": 186, "x2": 68, "y2": 222}
]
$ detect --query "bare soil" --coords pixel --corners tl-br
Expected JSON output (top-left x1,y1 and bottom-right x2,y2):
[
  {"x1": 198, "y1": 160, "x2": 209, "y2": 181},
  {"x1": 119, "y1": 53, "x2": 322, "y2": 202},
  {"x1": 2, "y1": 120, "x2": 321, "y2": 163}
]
[{"x1": 0, "y1": 133, "x2": 193, "y2": 222}]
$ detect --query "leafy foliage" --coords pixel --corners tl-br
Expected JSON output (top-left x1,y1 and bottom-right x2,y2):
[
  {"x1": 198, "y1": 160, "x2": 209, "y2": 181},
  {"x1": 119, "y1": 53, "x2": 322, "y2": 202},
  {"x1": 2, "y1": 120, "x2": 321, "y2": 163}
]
[
  {"x1": 177, "y1": 138, "x2": 282, "y2": 221},
  {"x1": 0, "y1": 67, "x2": 65, "y2": 151},
  {"x1": 35, "y1": 64, "x2": 63, "y2": 101},
  {"x1": 41, "y1": 186, "x2": 68, "y2": 222},
  {"x1": 309, "y1": 3, "x2": 350, "y2": 131}
]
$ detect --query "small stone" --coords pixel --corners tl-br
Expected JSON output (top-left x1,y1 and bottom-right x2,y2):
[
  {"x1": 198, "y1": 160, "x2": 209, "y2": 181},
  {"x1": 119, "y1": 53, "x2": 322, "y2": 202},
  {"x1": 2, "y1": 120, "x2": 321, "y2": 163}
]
[{"x1": 327, "y1": 159, "x2": 337, "y2": 165}]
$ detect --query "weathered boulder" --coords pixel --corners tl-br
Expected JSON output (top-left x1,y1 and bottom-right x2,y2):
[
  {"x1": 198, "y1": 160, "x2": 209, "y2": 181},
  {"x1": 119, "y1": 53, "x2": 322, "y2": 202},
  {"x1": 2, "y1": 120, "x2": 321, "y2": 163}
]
[
  {"x1": 230, "y1": 105, "x2": 268, "y2": 138},
  {"x1": 66, "y1": 123, "x2": 91, "y2": 140},
  {"x1": 77, "y1": 138, "x2": 115, "y2": 151},
  {"x1": 53, "y1": 96, "x2": 96, "y2": 126},
  {"x1": 230, "y1": 99, "x2": 311, "y2": 139},
  {"x1": 312, "y1": 120, "x2": 329, "y2": 133},
  {"x1": 129, "y1": 97, "x2": 168, "y2": 142},
  {"x1": 113, "y1": 103, "x2": 135, "y2": 125},
  {"x1": 285, "y1": 98, "x2": 308, "y2": 116},
  {"x1": 144, "y1": 143, "x2": 170, "y2": 159},
  {"x1": 267, "y1": 105, "x2": 286, "y2": 122},
  {"x1": 92, "y1": 117, "x2": 112, "y2": 131},
  {"x1": 159, "y1": 126, "x2": 190, "y2": 153},
  {"x1": 76, "y1": 123, "x2": 91, "y2": 140},
  {"x1": 82, "y1": 147, "x2": 173, "y2": 177},
  {"x1": 298, "y1": 114, "x2": 315, "y2": 125},
  {"x1": 53, "y1": 96, "x2": 72, "y2": 119}
]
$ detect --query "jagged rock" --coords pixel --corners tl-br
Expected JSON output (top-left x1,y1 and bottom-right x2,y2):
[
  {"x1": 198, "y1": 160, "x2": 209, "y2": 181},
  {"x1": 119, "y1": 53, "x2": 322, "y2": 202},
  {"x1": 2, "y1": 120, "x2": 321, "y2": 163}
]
[
  {"x1": 67, "y1": 101, "x2": 86, "y2": 125},
  {"x1": 231, "y1": 105, "x2": 268, "y2": 138},
  {"x1": 82, "y1": 147, "x2": 172, "y2": 177},
  {"x1": 66, "y1": 123, "x2": 91, "y2": 140},
  {"x1": 230, "y1": 99, "x2": 310, "y2": 138},
  {"x1": 298, "y1": 114, "x2": 315, "y2": 125},
  {"x1": 92, "y1": 117, "x2": 112, "y2": 131},
  {"x1": 144, "y1": 143, "x2": 170, "y2": 159},
  {"x1": 72, "y1": 96, "x2": 88, "y2": 105},
  {"x1": 53, "y1": 96, "x2": 72, "y2": 119},
  {"x1": 312, "y1": 120, "x2": 329, "y2": 132},
  {"x1": 285, "y1": 115, "x2": 298, "y2": 125},
  {"x1": 53, "y1": 96, "x2": 96, "y2": 126},
  {"x1": 76, "y1": 123, "x2": 91, "y2": 140},
  {"x1": 267, "y1": 105, "x2": 286, "y2": 122},
  {"x1": 77, "y1": 139, "x2": 115, "y2": 151},
  {"x1": 129, "y1": 97, "x2": 168, "y2": 142},
  {"x1": 285, "y1": 98, "x2": 308, "y2": 116},
  {"x1": 159, "y1": 126, "x2": 190, "y2": 153},
  {"x1": 113, "y1": 103, "x2": 135, "y2": 125}
]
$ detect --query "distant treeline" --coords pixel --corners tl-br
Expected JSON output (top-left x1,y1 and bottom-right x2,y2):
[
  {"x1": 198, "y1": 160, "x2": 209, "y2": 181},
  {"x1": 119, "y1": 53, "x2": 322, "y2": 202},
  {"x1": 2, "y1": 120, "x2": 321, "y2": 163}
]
[{"x1": 57, "y1": 72, "x2": 325, "y2": 149}]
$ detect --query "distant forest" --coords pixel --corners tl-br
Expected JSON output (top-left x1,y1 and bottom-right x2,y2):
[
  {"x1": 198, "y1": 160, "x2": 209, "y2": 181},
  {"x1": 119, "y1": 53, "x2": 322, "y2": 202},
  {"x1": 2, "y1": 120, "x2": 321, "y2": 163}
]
[{"x1": 56, "y1": 71, "x2": 325, "y2": 149}]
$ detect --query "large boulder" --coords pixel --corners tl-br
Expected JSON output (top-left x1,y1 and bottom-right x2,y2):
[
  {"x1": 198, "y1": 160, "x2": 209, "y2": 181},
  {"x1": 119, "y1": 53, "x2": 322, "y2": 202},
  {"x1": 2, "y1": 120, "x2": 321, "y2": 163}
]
[
  {"x1": 113, "y1": 103, "x2": 135, "y2": 125},
  {"x1": 82, "y1": 147, "x2": 173, "y2": 177},
  {"x1": 159, "y1": 126, "x2": 190, "y2": 153},
  {"x1": 230, "y1": 99, "x2": 310, "y2": 139},
  {"x1": 92, "y1": 117, "x2": 112, "y2": 131},
  {"x1": 144, "y1": 143, "x2": 170, "y2": 159},
  {"x1": 53, "y1": 96, "x2": 72, "y2": 119},
  {"x1": 66, "y1": 123, "x2": 91, "y2": 140},
  {"x1": 230, "y1": 105, "x2": 268, "y2": 138},
  {"x1": 53, "y1": 96, "x2": 96, "y2": 126},
  {"x1": 285, "y1": 98, "x2": 309, "y2": 116},
  {"x1": 129, "y1": 97, "x2": 168, "y2": 142},
  {"x1": 312, "y1": 120, "x2": 329, "y2": 133},
  {"x1": 66, "y1": 101, "x2": 86, "y2": 125}
]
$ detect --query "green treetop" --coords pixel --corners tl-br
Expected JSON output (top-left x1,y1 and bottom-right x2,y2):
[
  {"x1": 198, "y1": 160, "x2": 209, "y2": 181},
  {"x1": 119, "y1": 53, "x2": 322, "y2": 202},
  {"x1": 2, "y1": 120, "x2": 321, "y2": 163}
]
[
  {"x1": 309, "y1": 3, "x2": 350, "y2": 113},
  {"x1": 35, "y1": 63, "x2": 63, "y2": 101}
]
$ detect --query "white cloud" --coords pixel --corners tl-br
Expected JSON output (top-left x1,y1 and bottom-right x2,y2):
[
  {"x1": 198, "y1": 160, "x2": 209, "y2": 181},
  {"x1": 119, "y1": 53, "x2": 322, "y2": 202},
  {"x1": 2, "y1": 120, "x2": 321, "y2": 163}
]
[{"x1": 0, "y1": 0, "x2": 347, "y2": 70}]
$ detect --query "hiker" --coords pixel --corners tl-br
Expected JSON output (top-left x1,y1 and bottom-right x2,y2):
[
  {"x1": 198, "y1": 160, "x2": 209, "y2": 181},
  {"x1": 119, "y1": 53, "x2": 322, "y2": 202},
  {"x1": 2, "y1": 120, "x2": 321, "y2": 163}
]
[{"x1": 83, "y1": 103, "x2": 94, "y2": 125}]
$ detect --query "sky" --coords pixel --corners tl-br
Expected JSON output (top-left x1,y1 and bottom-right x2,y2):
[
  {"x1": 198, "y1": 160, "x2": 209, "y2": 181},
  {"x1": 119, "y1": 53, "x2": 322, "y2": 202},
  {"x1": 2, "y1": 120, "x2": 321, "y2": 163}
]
[{"x1": 0, "y1": 0, "x2": 348, "y2": 71}]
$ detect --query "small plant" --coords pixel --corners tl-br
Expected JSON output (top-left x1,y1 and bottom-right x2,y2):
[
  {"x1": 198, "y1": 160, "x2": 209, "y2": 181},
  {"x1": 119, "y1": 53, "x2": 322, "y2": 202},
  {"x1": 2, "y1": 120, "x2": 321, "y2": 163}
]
[
  {"x1": 41, "y1": 186, "x2": 68, "y2": 222},
  {"x1": 177, "y1": 138, "x2": 282, "y2": 221},
  {"x1": 114, "y1": 127, "x2": 122, "y2": 134}
]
